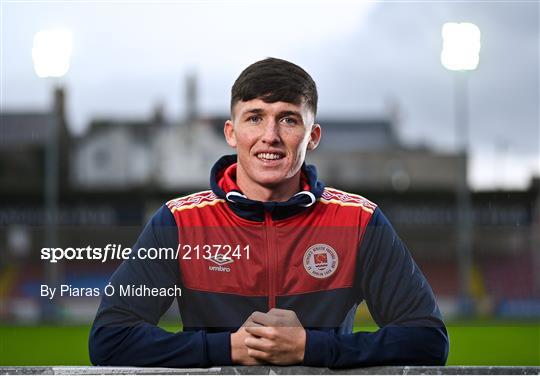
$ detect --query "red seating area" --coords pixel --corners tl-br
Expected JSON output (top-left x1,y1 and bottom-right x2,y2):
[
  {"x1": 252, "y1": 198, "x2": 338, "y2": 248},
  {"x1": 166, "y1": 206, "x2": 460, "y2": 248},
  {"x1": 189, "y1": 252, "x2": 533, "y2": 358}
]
[
  {"x1": 417, "y1": 251, "x2": 537, "y2": 301},
  {"x1": 481, "y1": 252, "x2": 536, "y2": 300},
  {"x1": 416, "y1": 261, "x2": 460, "y2": 298}
]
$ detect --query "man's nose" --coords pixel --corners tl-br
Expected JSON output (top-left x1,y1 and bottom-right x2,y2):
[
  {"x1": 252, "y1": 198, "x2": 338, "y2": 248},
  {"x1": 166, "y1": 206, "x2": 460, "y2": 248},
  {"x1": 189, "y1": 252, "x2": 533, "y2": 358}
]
[{"x1": 260, "y1": 121, "x2": 280, "y2": 144}]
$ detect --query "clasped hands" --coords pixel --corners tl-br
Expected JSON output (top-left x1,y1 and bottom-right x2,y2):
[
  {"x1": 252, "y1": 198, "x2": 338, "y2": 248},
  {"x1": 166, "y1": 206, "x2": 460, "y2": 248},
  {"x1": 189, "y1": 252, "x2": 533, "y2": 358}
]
[{"x1": 230, "y1": 308, "x2": 306, "y2": 365}]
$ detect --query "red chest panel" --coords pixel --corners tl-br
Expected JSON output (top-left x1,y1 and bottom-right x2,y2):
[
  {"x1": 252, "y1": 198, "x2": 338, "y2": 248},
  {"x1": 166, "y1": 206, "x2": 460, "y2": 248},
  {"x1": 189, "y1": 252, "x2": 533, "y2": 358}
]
[{"x1": 167, "y1": 189, "x2": 376, "y2": 301}]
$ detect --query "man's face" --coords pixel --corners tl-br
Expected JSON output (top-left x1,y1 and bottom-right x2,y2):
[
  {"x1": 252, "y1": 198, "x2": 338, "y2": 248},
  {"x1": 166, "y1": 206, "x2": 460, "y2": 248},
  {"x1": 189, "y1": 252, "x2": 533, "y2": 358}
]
[{"x1": 224, "y1": 98, "x2": 321, "y2": 190}]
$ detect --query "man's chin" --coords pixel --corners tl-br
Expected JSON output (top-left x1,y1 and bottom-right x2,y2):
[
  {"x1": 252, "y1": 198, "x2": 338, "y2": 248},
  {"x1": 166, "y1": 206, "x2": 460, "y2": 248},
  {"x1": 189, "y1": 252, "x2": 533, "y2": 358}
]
[{"x1": 251, "y1": 172, "x2": 290, "y2": 186}]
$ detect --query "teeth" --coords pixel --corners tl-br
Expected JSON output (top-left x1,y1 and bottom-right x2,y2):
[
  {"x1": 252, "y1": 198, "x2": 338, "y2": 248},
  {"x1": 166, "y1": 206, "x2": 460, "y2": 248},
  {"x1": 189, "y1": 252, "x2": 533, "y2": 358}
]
[{"x1": 257, "y1": 153, "x2": 282, "y2": 160}]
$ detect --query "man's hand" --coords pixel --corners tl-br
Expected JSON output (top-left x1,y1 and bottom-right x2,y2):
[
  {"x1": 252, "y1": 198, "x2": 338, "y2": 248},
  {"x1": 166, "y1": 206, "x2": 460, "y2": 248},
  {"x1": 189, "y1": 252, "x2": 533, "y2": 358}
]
[
  {"x1": 243, "y1": 308, "x2": 306, "y2": 365},
  {"x1": 230, "y1": 322, "x2": 263, "y2": 365}
]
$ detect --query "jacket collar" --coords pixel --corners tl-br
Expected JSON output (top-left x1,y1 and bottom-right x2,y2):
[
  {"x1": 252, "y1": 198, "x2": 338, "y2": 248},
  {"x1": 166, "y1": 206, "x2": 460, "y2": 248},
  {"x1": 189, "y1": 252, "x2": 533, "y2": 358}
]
[{"x1": 210, "y1": 154, "x2": 325, "y2": 221}]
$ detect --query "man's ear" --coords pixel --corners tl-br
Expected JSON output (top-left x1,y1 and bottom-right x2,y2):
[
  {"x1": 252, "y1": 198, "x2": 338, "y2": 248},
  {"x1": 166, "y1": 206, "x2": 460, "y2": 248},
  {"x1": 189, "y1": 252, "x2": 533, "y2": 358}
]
[
  {"x1": 307, "y1": 123, "x2": 321, "y2": 151},
  {"x1": 224, "y1": 120, "x2": 237, "y2": 148}
]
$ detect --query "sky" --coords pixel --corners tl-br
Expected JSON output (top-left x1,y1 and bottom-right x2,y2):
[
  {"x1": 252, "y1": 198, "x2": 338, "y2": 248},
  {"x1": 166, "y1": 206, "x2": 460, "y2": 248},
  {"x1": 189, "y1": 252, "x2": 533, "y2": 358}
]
[{"x1": 1, "y1": 0, "x2": 538, "y2": 190}]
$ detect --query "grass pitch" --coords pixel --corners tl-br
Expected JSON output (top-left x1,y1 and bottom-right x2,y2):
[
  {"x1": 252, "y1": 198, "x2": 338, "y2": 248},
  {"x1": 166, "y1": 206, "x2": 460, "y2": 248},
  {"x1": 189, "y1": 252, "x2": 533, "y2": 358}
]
[{"x1": 0, "y1": 320, "x2": 538, "y2": 366}]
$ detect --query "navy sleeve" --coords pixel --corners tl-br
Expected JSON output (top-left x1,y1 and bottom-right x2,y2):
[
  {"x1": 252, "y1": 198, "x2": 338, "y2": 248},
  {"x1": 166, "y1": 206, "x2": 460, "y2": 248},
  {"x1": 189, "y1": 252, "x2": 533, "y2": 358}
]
[
  {"x1": 88, "y1": 205, "x2": 232, "y2": 367},
  {"x1": 303, "y1": 208, "x2": 449, "y2": 368}
]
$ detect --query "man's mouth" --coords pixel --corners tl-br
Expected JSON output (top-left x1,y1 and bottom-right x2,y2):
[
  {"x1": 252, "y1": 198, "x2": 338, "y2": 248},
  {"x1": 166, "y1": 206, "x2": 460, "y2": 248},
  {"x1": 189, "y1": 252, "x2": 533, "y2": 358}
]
[{"x1": 256, "y1": 152, "x2": 284, "y2": 161}]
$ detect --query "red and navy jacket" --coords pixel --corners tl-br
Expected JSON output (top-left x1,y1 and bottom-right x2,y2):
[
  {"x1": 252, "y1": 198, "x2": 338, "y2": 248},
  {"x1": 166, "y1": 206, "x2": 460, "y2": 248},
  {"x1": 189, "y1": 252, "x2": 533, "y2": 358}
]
[{"x1": 89, "y1": 154, "x2": 449, "y2": 368}]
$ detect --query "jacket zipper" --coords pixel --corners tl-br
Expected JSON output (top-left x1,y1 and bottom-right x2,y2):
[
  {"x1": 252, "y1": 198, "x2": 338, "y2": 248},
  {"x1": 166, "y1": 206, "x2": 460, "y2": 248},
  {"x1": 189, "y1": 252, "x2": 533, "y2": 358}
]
[{"x1": 264, "y1": 211, "x2": 276, "y2": 309}]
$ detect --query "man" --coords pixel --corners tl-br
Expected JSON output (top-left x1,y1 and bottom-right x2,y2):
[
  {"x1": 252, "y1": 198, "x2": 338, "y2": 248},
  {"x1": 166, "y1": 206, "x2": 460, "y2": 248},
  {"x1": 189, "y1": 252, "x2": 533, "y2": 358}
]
[{"x1": 89, "y1": 58, "x2": 449, "y2": 368}]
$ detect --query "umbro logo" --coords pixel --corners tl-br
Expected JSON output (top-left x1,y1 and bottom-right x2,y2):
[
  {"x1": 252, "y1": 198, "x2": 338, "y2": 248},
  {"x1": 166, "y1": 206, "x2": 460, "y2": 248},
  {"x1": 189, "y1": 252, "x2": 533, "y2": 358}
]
[
  {"x1": 208, "y1": 254, "x2": 234, "y2": 266},
  {"x1": 207, "y1": 254, "x2": 233, "y2": 272}
]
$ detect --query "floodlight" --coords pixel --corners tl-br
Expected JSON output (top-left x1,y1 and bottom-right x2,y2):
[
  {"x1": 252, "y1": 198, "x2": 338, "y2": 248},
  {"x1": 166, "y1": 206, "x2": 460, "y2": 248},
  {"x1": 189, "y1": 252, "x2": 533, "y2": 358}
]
[
  {"x1": 32, "y1": 29, "x2": 73, "y2": 78},
  {"x1": 441, "y1": 22, "x2": 481, "y2": 71}
]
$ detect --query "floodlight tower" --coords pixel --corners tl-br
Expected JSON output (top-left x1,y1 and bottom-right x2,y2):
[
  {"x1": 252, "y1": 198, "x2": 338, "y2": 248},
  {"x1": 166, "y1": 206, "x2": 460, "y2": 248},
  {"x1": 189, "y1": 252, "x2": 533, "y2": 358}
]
[
  {"x1": 32, "y1": 28, "x2": 72, "y2": 321},
  {"x1": 441, "y1": 22, "x2": 481, "y2": 312}
]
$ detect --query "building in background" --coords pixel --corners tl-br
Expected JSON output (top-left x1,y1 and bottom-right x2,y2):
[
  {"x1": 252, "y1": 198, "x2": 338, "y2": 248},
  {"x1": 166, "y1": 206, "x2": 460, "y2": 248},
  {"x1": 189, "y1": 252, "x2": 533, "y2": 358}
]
[{"x1": 0, "y1": 88, "x2": 70, "y2": 196}]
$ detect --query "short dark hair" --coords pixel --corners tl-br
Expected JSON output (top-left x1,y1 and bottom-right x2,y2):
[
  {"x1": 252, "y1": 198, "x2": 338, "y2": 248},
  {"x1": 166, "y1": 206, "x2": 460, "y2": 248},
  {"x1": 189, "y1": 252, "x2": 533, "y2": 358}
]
[{"x1": 231, "y1": 57, "x2": 318, "y2": 117}]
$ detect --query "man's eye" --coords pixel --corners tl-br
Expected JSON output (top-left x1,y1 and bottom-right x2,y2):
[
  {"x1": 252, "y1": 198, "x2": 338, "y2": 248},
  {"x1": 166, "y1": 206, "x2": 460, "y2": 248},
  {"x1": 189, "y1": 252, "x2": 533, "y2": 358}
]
[
  {"x1": 248, "y1": 116, "x2": 261, "y2": 123},
  {"x1": 282, "y1": 117, "x2": 297, "y2": 125}
]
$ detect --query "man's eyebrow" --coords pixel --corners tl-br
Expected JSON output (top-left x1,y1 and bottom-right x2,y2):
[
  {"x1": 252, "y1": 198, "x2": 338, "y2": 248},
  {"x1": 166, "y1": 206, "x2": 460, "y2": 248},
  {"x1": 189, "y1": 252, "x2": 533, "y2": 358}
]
[
  {"x1": 277, "y1": 110, "x2": 302, "y2": 118},
  {"x1": 242, "y1": 108, "x2": 264, "y2": 116},
  {"x1": 240, "y1": 108, "x2": 303, "y2": 119}
]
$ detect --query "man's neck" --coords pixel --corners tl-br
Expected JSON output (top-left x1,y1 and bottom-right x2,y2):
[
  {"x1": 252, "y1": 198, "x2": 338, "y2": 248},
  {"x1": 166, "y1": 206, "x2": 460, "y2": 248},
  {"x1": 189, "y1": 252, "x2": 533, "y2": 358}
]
[{"x1": 236, "y1": 171, "x2": 302, "y2": 202}]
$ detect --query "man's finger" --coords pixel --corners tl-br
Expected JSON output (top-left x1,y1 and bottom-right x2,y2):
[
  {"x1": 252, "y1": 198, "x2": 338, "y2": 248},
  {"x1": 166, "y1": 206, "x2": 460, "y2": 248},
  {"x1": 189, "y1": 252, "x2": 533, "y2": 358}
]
[
  {"x1": 268, "y1": 308, "x2": 302, "y2": 327},
  {"x1": 267, "y1": 308, "x2": 291, "y2": 317},
  {"x1": 249, "y1": 311, "x2": 278, "y2": 326},
  {"x1": 247, "y1": 348, "x2": 270, "y2": 361},
  {"x1": 244, "y1": 325, "x2": 275, "y2": 339},
  {"x1": 244, "y1": 335, "x2": 273, "y2": 352},
  {"x1": 246, "y1": 311, "x2": 263, "y2": 321},
  {"x1": 242, "y1": 319, "x2": 263, "y2": 328}
]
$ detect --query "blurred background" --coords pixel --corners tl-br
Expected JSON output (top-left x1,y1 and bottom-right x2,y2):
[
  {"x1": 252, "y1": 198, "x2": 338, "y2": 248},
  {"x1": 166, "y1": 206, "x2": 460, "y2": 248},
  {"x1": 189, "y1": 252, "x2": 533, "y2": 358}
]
[{"x1": 0, "y1": 0, "x2": 538, "y2": 366}]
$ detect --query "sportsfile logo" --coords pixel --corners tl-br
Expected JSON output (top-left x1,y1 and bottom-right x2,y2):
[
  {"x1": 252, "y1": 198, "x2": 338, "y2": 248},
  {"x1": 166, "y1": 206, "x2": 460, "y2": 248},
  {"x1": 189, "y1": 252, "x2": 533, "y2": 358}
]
[{"x1": 207, "y1": 253, "x2": 234, "y2": 272}]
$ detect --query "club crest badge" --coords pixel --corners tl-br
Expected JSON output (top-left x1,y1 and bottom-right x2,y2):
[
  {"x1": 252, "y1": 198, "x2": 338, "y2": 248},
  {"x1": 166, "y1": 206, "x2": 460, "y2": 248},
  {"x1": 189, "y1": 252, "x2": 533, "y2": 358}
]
[{"x1": 303, "y1": 244, "x2": 338, "y2": 279}]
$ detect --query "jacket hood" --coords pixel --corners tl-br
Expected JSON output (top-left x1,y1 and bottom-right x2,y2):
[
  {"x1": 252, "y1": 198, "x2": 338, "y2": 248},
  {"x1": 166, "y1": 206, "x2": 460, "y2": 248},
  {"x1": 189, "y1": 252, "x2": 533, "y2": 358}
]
[{"x1": 210, "y1": 154, "x2": 325, "y2": 221}]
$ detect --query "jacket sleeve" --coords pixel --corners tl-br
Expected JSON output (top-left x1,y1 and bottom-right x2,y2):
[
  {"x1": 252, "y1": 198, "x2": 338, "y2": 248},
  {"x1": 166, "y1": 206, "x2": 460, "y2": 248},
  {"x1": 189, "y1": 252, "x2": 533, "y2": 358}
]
[
  {"x1": 303, "y1": 208, "x2": 449, "y2": 368},
  {"x1": 88, "y1": 205, "x2": 232, "y2": 367}
]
